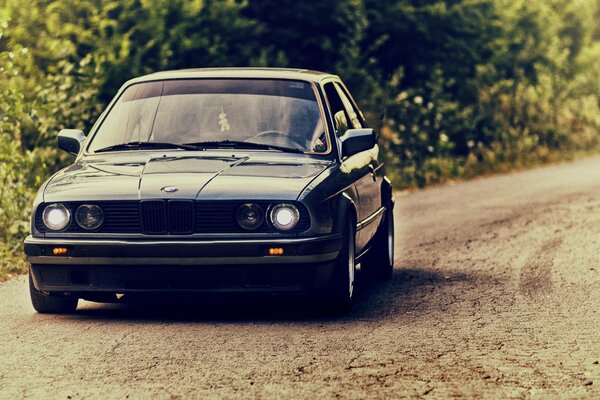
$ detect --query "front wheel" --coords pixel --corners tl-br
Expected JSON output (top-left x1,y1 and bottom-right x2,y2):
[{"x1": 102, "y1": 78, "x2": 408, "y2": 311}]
[
  {"x1": 323, "y1": 218, "x2": 356, "y2": 314},
  {"x1": 29, "y1": 270, "x2": 78, "y2": 314}
]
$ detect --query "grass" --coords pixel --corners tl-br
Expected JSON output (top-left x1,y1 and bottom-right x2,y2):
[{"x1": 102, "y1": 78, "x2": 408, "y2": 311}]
[
  {"x1": 0, "y1": 246, "x2": 28, "y2": 282},
  {"x1": 387, "y1": 147, "x2": 600, "y2": 190}
]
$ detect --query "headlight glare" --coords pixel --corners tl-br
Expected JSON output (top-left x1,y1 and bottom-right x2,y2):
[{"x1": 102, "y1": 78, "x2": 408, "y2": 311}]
[
  {"x1": 236, "y1": 203, "x2": 264, "y2": 230},
  {"x1": 75, "y1": 204, "x2": 104, "y2": 230},
  {"x1": 42, "y1": 203, "x2": 71, "y2": 231},
  {"x1": 270, "y1": 203, "x2": 299, "y2": 231}
]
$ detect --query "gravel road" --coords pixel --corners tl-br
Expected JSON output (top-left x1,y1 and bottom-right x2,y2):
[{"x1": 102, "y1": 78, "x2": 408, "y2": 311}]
[{"x1": 1, "y1": 157, "x2": 600, "y2": 399}]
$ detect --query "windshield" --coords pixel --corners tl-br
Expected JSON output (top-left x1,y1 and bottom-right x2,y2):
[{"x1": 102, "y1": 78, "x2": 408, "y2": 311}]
[{"x1": 88, "y1": 79, "x2": 329, "y2": 154}]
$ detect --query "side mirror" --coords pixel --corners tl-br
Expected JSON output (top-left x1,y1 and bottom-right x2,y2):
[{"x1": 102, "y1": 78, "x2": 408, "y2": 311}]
[
  {"x1": 340, "y1": 128, "x2": 377, "y2": 159},
  {"x1": 57, "y1": 129, "x2": 86, "y2": 155}
]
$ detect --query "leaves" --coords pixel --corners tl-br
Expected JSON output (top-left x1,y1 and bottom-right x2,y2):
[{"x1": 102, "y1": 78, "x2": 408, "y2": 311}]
[{"x1": 0, "y1": 0, "x2": 599, "y2": 272}]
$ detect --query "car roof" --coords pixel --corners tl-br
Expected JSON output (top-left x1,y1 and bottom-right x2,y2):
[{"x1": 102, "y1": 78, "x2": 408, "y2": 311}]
[{"x1": 128, "y1": 68, "x2": 340, "y2": 84}]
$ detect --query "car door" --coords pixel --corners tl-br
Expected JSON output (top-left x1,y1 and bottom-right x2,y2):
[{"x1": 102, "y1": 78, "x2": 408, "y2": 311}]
[
  {"x1": 334, "y1": 82, "x2": 383, "y2": 247},
  {"x1": 323, "y1": 80, "x2": 382, "y2": 251}
]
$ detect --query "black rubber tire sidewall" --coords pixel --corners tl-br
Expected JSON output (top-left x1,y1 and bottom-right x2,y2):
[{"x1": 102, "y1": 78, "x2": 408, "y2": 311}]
[
  {"x1": 29, "y1": 270, "x2": 78, "y2": 314},
  {"x1": 364, "y1": 206, "x2": 394, "y2": 280},
  {"x1": 324, "y1": 218, "x2": 356, "y2": 314}
]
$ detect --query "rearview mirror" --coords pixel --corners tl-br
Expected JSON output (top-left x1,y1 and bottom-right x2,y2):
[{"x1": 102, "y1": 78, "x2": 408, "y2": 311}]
[
  {"x1": 340, "y1": 129, "x2": 377, "y2": 159},
  {"x1": 58, "y1": 129, "x2": 86, "y2": 155}
]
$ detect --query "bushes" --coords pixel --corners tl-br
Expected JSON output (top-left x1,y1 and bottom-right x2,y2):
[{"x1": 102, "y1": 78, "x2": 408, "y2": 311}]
[
  {"x1": 0, "y1": 134, "x2": 55, "y2": 279},
  {"x1": 0, "y1": 19, "x2": 102, "y2": 279},
  {"x1": 0, "y1": 0, "x2": 599, "y2": 278},
  {"x1": 367, "y1": 0, "x2": 600, "y2": 188}
]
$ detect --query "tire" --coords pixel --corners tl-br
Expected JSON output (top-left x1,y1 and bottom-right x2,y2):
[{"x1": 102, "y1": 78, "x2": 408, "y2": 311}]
[
  {"x1": 29, "y1": 271, "x2": 78, "y2": 314},
  {"x1": 363, "y1": 205, "x2": 394, "y2": 280},
  {"x1": 323, "y1": 217, "x2": 356, "y2": 314}
]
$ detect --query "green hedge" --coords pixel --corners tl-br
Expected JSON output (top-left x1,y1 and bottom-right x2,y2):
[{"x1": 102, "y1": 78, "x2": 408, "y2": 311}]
[{"x1": 1, "y1": 0, "x2": 599, "y2": 279}]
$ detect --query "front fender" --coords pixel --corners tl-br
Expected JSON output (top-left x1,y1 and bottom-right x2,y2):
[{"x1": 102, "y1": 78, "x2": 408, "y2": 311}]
[
  {"x1": 297, "y1": 163, "x2": 359, "y2": 237},
  {"x1": 30, "y1": 172, "x2": 60, "y2": 238}
]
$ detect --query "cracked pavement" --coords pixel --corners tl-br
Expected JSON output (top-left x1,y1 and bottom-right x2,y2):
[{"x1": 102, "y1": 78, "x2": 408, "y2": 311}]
[{"x1": 1, "y1": 156, "x2": 600, "y2": 398}]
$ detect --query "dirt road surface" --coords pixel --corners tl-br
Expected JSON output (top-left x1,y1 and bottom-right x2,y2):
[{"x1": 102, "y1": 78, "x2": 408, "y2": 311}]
[{"x1": 1, "y1": 157, "x2": 600, "y2": 399}]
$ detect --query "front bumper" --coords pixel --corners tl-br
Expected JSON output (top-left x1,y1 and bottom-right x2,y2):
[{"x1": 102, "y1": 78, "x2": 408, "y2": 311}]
[{"x1": 25, "y1": 234, "x2": 342, "y2": 293}]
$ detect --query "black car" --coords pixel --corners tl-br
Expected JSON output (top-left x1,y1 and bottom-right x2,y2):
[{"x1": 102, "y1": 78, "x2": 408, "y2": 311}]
[{"x1": 24, "y1": 68, "x2": 394, "y2": 314}]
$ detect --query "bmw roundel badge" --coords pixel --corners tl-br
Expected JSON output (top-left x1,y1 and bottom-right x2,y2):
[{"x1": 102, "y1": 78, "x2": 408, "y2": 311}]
[{"x1": 161, "y1": 186, "x2": 179, "y2": 193}]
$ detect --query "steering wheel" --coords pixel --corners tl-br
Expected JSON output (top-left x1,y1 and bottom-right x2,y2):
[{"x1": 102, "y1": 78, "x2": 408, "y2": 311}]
[{"x1": 250, "y1": 130, "x2": 306, "y2": 149}]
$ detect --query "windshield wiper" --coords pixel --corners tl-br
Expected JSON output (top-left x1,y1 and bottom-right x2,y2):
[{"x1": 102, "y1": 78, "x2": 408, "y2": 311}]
[
  {"x1": 94, "y1": 141, "x2": 198, "y2": 153},
  {"x1": 183, "y1": 140, "x2": 304, "y2": 154}
]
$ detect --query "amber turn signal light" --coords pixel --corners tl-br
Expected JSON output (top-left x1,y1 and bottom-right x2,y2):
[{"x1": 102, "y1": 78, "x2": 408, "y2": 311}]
[
  {"x1": 268, "y1": 247, "x2": 284, "y2": 256},
  {"x1": 52, "y1": 247, "x2": 68, "y2": 255}
]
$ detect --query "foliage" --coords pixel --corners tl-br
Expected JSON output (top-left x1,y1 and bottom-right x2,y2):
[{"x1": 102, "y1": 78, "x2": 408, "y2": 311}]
[
  {"x1": 0, "y1": 0, "x2": 599, "y2": 278},
  {"x1": 365, "y1": 0, "x2": 600, "y2": 187}
]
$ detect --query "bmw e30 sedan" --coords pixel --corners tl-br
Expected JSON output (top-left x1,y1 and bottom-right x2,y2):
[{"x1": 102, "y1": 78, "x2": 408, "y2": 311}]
[{"x1": 24, "y1": 68, "x2": 394, "y2": 314}]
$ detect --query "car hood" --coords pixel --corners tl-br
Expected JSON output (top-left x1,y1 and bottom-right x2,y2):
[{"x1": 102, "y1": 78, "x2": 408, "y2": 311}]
[{"x1": 43, "y1": 151, "x2": 332, "y2": 202}]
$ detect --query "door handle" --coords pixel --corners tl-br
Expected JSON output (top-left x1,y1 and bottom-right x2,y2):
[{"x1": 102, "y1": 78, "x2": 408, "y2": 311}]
[{"x1": 369, "y1": 164, "x2": 377, "y2": 181}]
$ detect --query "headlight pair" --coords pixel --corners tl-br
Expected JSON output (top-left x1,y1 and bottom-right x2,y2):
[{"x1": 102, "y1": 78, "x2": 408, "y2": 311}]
[
  {"x1": 42, "y1": 203, "x2": 104, "y2": 231},
  {"x1": 42, "y1": 202, "x2": 300, "y2": 232},
  {"x1": 236, "y1": 203, "x2": 300, "y2": 232}
]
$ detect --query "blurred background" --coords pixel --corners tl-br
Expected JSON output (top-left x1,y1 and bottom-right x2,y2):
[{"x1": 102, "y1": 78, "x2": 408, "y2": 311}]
[{"x1": 1, "y1": 0, "x2": 600, "y2": 277}]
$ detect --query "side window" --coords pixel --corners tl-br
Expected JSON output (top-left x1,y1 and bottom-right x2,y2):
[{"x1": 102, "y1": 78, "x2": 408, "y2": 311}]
[
  {"x1": 334, "y1": 83, "x2": 362, "y2": 129},
  {"x1": 338, "y1": 83, "x2": 367, "y2": 128},
  {"x1": 323, "y1": 82, "x2": 350, "y2": 138}
]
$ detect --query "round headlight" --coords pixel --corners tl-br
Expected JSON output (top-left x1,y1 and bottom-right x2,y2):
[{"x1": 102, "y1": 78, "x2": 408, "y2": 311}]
[
  {"x1": 236, "y1": 203, "x2": 264, "y2": 230},
  {"x1": 42, "y1": 203, "x2": 71, "y2": 231},
  {"x1": 75, "y1": 204, "x2": 104, "y2": 231},
  {"x1": 270, "y1": 203, "x2": 300, "y2": 231}
]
